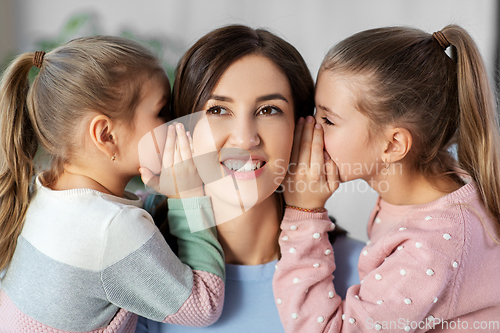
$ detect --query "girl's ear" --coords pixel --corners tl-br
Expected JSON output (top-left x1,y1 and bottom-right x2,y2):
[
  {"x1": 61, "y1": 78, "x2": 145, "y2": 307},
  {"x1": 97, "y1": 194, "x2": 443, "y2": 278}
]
[
  {"x1": 89, "y1": 115, "x2": 116, "y2": 160},
  {"x1": 382, "y1": 127, "x2": 412, "y2": 164}
]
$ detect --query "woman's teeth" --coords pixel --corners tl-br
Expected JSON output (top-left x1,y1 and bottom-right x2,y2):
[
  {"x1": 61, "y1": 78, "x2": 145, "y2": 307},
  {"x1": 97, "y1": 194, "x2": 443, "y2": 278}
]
[{"x1": 222, "y1": 159, "x2": 264, "y2": 172}]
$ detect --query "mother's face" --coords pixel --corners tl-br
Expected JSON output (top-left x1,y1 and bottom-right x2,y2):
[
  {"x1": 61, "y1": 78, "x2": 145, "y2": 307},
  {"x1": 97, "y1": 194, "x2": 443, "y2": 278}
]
[{"x1": 192, "y1": 54, "x2": 295, "y2": 214}]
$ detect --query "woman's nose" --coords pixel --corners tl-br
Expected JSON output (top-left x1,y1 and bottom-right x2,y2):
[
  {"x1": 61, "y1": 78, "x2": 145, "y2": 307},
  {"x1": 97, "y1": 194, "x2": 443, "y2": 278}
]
[{"x1": 227, "y1": 118, "x2": 260, "y2": 150}]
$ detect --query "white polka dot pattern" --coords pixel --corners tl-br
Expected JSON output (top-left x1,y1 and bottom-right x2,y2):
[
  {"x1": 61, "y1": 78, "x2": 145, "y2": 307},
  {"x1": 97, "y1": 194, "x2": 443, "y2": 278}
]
[{"x1": 273, "y1": 201, "x2": 487, "y2": 332}]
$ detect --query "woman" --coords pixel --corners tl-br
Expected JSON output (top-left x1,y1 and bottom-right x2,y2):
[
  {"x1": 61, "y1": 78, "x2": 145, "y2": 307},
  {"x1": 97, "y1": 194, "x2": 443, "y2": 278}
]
[{"x1": 136, "y1": 25, "x2": 364, "y2": 333}]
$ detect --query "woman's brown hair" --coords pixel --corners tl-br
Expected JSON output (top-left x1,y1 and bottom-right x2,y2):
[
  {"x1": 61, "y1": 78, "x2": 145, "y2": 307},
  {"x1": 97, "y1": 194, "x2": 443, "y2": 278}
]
[
  {"x1": 0, "y1": 36, "x2": 168, "y2": 271},
  {"x1": 321, "y1": 25, "x2": 500, "y2": 233}
]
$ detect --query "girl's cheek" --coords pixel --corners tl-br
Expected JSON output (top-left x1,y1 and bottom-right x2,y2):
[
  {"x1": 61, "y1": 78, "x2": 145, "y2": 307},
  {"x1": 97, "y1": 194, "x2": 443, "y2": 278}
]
[{"x1": 322, "y1": 134, "x2": 335, "y2": 156}]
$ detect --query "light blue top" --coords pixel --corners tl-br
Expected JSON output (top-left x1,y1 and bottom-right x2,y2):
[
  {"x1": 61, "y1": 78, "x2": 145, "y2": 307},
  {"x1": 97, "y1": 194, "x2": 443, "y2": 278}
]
[{"x1": 135, "y1": 235, "x2": 364, "y2": 333}]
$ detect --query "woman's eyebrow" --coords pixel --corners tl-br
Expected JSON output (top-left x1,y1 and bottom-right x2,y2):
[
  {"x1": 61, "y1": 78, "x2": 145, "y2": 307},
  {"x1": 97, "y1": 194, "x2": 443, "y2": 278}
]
[
  {"x1": 256, "y1": 94, "x2": 289, "y2": 103},
  {"x1": 209, "y1": 95, "x2": 233, "y2": 102},
  {"x1": 317, "y1": 104, "x2": 342, "y2": 119},
  {"x1": 208, "y1": 94, "x2": 289, "y2": 103}
]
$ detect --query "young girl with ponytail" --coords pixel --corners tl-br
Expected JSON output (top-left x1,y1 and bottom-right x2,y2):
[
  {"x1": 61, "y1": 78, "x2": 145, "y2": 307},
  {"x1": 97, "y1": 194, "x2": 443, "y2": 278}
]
[
  {"x1": 0, "y1": 36, "x2": 224, "y2": 332},
  {"x1": 273, "y1": 25, "x2": 500, "y2": 332}
]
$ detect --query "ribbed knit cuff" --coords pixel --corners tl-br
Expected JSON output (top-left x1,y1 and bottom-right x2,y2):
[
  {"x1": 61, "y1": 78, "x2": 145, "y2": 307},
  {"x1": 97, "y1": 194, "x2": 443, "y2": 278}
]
[
  {"x1": 283, "y1": 207, "x2": 330, "y2": 222},
  {"x1": 167, "y1": 196, "x2": 212, "y2": 210}
]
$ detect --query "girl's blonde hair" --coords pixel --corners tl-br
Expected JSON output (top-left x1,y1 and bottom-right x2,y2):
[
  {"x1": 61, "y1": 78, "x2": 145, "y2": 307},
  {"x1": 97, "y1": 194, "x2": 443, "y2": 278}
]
[
  {"x1": 0, "y1": 36, "x2": 168, "y2": 271},
  {"x1": 321, "y1": 25, "x2": 500, "y2": 234}
]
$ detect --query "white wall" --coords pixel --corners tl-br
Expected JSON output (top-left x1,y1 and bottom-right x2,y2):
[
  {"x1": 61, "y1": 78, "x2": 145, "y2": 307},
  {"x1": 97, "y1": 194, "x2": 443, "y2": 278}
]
[
  {"x1": 0, "y1": 0, "x2": 15, "y2": 63},
  {"x1": 6, "y1": 0, "x2": 498, "y2": 241}
]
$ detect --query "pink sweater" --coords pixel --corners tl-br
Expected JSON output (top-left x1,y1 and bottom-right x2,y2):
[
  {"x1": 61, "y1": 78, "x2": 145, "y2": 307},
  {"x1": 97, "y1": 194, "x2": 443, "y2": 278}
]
[{"x1": 273, "y1": 182, "x2": 500, "y2": 332}]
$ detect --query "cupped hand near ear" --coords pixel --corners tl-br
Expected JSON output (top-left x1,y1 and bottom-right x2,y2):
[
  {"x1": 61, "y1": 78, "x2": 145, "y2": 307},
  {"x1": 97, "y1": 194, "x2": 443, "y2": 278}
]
[
  {"x1": 283, "y1": 116, "x2": 339, "y2": 210},
  {"x1": 140, "y1": 123, "x2": 204, "y2": 199}
]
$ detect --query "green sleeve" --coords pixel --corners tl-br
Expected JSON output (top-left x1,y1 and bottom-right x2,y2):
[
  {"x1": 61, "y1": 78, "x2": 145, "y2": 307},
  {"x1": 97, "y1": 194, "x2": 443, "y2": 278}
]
[{"x1": 167, "y1": 197, "x2": 225, "y2": 281}]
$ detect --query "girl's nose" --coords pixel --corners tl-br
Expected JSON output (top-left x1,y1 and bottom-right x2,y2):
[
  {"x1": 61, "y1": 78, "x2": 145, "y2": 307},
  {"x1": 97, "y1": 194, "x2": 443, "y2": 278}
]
[{"x1": 227, "y1": 118, "x2": 260, "y2": 150}]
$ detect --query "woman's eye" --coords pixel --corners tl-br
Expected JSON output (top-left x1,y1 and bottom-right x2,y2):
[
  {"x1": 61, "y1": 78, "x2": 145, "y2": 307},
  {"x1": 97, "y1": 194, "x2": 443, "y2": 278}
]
[
  {"x1": 322, "y1": 116, "x2": 335, "y2": 126},
  {"x1": 206, "y1": 106, "x2": 229, "y2": 115},
  {"x1": 258, "y1": 106, "x2": 281, "y2": 116}
]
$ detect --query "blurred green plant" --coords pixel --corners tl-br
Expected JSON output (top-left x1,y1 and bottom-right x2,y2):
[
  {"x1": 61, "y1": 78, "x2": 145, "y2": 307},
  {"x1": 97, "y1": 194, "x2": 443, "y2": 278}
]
[{"x1": 1, "y1": 12, "x2": 184, "y2": 83}]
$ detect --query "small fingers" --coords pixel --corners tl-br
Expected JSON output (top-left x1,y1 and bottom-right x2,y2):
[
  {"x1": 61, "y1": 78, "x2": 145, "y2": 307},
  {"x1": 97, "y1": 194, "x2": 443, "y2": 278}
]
[
  {"x1": 139, "y1": 167, "x2": 158, "y2": 189},
  {"x1": 162, "y1": 124, "x2": 176, "y2": 167},
  {"x1": 310, "y1": 123, "x2": 325, "y2": 177},
  {"x1": 175, "y1": 123, "x2": 192, "y2": 161},
  {"x1": 173, "y1": 135, "x2": 182, "y2": 165},
  {"x1": 324, "y1": 159, "x2": 340, "y2": 193},
  {"x1": 297, "y1": 116, "x2": 315, "y2": 166},
  {"x1": 187, "y1": 131, "x2": 194, "y2": 155},
  {"x1": 324, "y1": 150, "x2": 331, "y2": 162}
]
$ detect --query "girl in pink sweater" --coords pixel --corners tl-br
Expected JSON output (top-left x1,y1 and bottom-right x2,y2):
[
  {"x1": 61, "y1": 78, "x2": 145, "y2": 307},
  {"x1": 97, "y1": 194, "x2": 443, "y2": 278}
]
[{"x1": 273, "y1": 25, "x2": 500, "y2": 332}]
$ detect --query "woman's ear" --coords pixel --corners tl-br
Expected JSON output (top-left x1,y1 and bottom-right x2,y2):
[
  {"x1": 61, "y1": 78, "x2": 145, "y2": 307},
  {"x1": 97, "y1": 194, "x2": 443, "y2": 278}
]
[
  {"x1": 89, "y1": 115, "x2": 116, "y2": 160},
  {"x1": 381, "y1": 127, "x2": 412, "y2": 164}
]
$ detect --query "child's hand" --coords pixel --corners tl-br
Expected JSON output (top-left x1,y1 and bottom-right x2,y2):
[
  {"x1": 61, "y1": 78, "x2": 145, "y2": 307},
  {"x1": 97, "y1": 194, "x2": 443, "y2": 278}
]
[
  {"x1": 140, "y1": 123, "x2": 204, "y2": 199},
  {"x1": 283, "y1": 116, "x2": 339, "y2": 209}
]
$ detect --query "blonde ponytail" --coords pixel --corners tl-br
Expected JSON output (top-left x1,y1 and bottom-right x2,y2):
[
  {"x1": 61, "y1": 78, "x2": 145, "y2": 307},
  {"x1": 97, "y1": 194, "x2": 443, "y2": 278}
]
[
  {"x1": 0, "y1": 53, "x2": 39, "y2": 271},
  {"x1": 443, "y1": 25, "x2": 500, "y2": 232}
]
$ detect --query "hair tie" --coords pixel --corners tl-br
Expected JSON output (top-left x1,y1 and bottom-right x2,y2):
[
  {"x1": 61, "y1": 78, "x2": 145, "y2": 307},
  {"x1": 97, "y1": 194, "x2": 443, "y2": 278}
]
[
  {"x1": 432, "y1": 31, "x2": 450, "y2": 50},
  {"x1": 33, "y1": 51, "x2": 45, "y2": 68}
]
